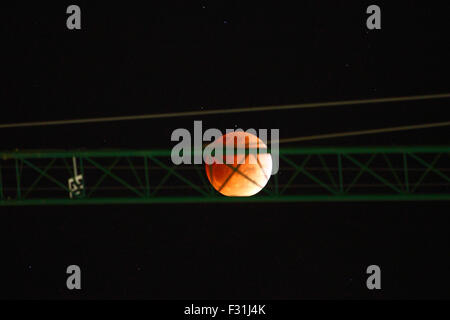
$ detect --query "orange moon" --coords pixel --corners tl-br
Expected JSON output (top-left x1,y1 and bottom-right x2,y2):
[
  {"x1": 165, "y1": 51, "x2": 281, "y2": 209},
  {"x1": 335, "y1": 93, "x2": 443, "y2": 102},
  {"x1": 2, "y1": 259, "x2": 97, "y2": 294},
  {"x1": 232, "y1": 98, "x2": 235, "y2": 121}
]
[{"x1": 205, "y1": 132, "x2": 272, "y2": 197}]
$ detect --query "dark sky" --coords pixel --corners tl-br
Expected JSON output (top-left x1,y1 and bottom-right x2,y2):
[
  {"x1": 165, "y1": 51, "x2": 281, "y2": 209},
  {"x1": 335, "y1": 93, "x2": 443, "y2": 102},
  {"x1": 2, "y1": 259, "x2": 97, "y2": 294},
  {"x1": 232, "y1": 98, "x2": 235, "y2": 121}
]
[{"x1": 1, "y1": 1, "x2": 450, "y2": 299}]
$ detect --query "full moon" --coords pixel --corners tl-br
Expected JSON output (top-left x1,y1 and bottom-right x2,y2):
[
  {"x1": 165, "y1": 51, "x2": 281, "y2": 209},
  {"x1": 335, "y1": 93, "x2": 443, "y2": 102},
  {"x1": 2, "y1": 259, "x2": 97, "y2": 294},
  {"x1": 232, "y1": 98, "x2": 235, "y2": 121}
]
[{"x1": 205, "y1": 132, "x2": 273, "y2": 197}]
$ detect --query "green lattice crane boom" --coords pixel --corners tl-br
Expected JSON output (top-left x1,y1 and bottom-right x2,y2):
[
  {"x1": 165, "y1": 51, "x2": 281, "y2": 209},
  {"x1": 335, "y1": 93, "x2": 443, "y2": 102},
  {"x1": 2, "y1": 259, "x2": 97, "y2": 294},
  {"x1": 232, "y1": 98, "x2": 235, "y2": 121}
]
[{"x1": 1, "y1": 146, "x2": 450, "y2": 206}]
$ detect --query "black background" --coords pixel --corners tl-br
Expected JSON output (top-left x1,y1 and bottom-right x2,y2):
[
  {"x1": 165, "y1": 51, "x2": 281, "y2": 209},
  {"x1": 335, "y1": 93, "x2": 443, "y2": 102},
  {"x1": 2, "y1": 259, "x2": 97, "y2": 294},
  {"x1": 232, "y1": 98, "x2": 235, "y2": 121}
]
[{"x1": 1, "y1": 1, "x2": 450, "y2": 299}]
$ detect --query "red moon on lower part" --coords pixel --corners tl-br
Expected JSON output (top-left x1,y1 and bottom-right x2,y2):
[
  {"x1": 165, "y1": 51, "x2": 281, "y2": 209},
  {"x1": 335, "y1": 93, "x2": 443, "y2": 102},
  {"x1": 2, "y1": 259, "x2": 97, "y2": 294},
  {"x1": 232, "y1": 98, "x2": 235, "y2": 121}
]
[{"x1": 205, "y1": 132, "x2": 273, "y2": 197}]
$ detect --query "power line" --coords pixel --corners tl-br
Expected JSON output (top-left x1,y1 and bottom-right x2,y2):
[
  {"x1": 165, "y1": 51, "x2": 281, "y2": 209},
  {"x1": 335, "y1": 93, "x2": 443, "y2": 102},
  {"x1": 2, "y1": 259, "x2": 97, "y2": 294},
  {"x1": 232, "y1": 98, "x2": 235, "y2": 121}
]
[
  {"x1": 276, "y1": 121, "x2": 450, "y2": 144},
  {"x1": 1, "y1": 93, "x2": 450, "y2": 129}
]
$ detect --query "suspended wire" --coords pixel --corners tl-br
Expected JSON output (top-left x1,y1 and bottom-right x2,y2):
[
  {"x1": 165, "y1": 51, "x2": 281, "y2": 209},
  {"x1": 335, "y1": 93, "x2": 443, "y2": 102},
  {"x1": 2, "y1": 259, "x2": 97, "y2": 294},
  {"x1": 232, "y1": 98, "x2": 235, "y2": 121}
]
[
  {"x1": 275, "y1": 120, "x2": 450, "y2": 144},
  {"x1": 1, "y1": 93, "x2": 450, "y2": 129}
]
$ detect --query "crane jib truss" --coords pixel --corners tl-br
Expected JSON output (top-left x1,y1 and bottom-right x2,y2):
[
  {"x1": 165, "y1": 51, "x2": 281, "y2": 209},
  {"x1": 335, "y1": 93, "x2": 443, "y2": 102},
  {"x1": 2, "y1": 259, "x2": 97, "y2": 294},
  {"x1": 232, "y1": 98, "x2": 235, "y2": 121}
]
[{"x1": 1, "y1": 146, "x2": 450, "y2": 206}]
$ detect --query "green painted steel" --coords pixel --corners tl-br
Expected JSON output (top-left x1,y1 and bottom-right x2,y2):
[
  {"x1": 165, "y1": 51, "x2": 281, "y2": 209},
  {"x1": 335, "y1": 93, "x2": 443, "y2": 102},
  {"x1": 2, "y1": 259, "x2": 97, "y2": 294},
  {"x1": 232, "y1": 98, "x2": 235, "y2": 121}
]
[
  {"x1": 0, "y1": 147, "x2": 449, "y2": 206},
  {"x1": 1, "y1": 146, "x2": 450, "y2": 159},
  {"x1": 1, "y1": 195, "x2": 450, "y2": 206}
]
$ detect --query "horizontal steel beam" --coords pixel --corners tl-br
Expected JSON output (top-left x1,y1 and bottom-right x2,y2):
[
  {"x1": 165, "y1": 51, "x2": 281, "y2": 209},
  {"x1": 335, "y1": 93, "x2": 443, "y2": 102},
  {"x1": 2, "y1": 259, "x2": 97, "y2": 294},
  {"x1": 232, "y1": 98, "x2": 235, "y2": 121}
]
[
  {"x1": 1, "y1": 146, "x2": 450, "y2": 160},
  {"x1": 1, "y1": 147, "x2": 449, "y2": 206},
  {"x1": 2, "y1": 194, "x2": 450, "y2": 206}
]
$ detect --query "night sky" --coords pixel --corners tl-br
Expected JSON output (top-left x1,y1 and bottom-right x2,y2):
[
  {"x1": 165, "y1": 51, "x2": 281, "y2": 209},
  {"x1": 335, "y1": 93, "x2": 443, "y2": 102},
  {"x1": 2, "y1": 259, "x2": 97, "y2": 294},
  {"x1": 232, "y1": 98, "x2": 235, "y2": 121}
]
[{"x1": 1, "y1": 1, "x2": 450, "y2": 299}]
